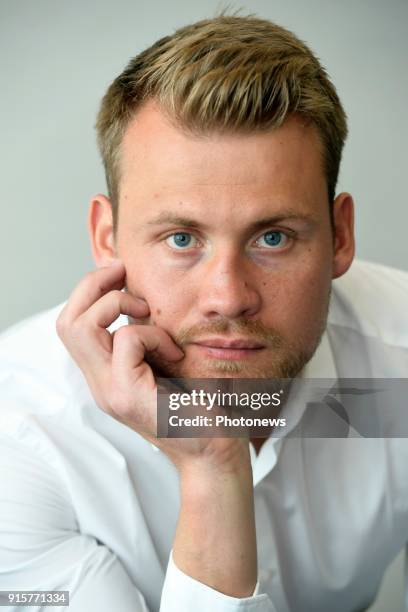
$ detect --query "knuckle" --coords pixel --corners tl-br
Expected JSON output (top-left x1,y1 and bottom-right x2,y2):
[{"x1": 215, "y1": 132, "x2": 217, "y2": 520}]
[
  {"x1": 114, "y1": 324, "x2": 142, "y2": 344},
  {"x1": 109, "y1": 289, "x2": 124, "y2": 309},
  {"x1": 110, "y1": 289, "x2": 123, "y2": 299},
  {"x1": 68, "y1": 318, "x2": 91, "y2": 346},
  {"x1": 56, "y1": 312, "x2": 79, "y2": 342},
  {"x1": 70, "y1": 317, "x2": 84, "y2": 337},
  {"x1": 113, "y1": 325, "x2": 130, "y2": 342}
]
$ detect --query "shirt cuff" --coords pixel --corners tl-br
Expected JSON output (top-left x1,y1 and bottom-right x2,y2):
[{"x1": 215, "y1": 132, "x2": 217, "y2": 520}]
[{"x1": 160, "y1": 550, "x2": 276, "y2": 611}]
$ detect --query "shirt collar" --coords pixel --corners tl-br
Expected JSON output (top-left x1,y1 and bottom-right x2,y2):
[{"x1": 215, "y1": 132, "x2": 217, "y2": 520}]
[
  {"x1": 277, "y1": 329, "x2": 337, "y2": 435},
  {"x1": 250, "y1": 329, "x2": 338, "y2": 485}
]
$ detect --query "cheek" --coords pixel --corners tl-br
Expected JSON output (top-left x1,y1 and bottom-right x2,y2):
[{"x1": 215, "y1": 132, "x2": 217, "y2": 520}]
[
  {"x1": 125, "y1": 263, "x2": 197, "y2": 327},
  {"x1": 264, "y1": 262, "x2": 331, "y2": 337}
]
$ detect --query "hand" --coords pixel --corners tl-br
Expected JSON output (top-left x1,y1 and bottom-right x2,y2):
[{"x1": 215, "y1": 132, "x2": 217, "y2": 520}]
[
  {"x1": 56, "y1": 261, "x2": 250, "y2": 473},
  {"x1": 57, "y1": 261, "x2": 256, "y2": 596}
]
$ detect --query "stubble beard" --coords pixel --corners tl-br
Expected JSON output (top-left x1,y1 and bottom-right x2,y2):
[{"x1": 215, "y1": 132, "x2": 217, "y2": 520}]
[{"x1": 145, "y1": 287, "x2": 331, "y2": 380}]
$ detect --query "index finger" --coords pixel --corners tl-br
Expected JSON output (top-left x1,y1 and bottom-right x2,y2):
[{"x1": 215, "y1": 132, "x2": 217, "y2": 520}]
[{"x1": 60, "y1": 260, "x2": 136, "y2": 324}]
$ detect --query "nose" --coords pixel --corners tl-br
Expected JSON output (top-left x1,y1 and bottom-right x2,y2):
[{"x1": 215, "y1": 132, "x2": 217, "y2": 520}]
[{"x1": 197, "y1": 249, "x2": 262, "y2": 319}]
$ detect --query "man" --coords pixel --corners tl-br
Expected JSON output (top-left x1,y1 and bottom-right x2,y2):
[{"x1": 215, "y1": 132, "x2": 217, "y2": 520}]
[{"x1": 0, "y1": 13, "x2": 407, "y2": 612}]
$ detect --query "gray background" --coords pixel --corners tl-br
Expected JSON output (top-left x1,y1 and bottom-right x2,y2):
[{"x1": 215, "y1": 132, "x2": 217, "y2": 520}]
[
  {"x1": 0, "y1": 1, "x2": 407, "y2": 609},
  {"x1": 1, "y1": 0, "x2": 407, "y2": 333}
]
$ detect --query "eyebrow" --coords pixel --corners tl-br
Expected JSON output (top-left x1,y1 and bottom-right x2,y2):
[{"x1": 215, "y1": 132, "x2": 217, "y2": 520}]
[{"x1": 144, "y1": 209, "x2": 317, "y2": 231}]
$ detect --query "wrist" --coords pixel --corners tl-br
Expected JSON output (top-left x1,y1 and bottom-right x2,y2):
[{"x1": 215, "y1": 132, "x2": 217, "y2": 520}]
[
  {"x1": 178, "y1": 442, "x2": 253, "y2": 511},
  {"x1": 178, "y1": 438, "x2": 252, "y2": 481}
]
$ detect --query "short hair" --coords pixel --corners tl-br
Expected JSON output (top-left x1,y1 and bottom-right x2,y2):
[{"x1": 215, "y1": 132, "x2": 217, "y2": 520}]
[{"x1": 95, "y1": 13, "x2": 347, "y2": 229}]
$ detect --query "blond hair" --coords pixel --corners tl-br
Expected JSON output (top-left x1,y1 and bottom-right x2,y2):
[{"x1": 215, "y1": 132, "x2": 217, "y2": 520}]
[{"x1": 95, "y1": 14, "x2": 347, "y2": 227}]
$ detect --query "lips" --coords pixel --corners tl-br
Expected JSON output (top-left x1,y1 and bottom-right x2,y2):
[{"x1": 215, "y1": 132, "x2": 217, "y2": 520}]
[
  {"x1": 189, "y1": 338, "x2": 265, "y2": 361},
  {"x1": 192, "y1": 337, "x2": 265, "y2": 349}
]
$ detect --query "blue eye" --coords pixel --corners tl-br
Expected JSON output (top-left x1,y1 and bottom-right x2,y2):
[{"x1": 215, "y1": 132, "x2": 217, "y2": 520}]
[
  {"x1": 256, "y1": 231, "x2": 288, "y2": 248},
  {"x1": 165, "y1": 232, "x2": 198, "y2": 249}
]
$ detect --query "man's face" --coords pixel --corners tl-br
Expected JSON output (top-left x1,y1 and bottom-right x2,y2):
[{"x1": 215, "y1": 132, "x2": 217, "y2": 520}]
[{"x1": 113, "y1": 101, "x2": 337, "y2": 378}]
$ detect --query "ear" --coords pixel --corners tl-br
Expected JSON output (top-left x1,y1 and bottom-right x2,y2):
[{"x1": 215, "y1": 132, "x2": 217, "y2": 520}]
[
  {"x1": 87, "y1": 194, "x2": 116, "y2": 267},
  {"x1": 331, "y1": 192, "x2": 356, "y2": 280}
]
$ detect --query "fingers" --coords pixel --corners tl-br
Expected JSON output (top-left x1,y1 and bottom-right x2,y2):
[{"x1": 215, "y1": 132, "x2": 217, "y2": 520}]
[
  {"x1": 59, "y1": 260, "x2": 129, "y2": 324},
  {"x1": 81, "y1": 289, "x2": 150, "y2": 330},
  {"x1": 56, "y1": 262, "x2": 184, "y2": 434},
  {"x1": 56, "y1": 262, "x2": 151, "y2": 390},
  {"x1": 112, "y1": 325, "x2": 184, "y2": 388}
]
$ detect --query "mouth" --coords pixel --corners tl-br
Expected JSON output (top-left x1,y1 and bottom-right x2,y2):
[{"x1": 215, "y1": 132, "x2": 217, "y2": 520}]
[{"x1": 190, "y1": 337, "x2": 266, "y2": 360}]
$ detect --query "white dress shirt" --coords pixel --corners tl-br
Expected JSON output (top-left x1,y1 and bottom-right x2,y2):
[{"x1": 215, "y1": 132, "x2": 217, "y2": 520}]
[{"x1": 0, "y1": 258, "x2": 407, "y2": 612}]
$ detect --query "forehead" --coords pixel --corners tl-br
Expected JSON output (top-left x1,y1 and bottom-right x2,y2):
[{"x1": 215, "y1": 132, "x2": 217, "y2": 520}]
[{"x1": 119, "y1": 100, "x2": 327, "y2": 215}]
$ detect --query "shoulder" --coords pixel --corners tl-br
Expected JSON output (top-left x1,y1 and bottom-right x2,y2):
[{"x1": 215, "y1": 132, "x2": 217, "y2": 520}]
[
  {"x1": 0, "y1": 302, "x2": 89, "y2": 420},
  {"x1": 0, "y1": 302, "x2": 68, "y2": 374},
  {"x1": 329, "y1": 258, "x2": 408, "y2": 349}
]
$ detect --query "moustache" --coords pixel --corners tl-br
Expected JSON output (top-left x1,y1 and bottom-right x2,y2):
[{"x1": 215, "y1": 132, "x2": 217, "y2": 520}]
[{"x1": 173, "y1": 318, "x2": 284, "y2": 349}]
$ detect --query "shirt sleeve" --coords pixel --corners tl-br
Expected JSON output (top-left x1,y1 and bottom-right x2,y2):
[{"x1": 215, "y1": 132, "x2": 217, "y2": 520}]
[
  {"x1": 160, "y1": 550, "x2": 277, "y2": 612},
  {"x1": 0, "y1": 432, "x2": 149, "y2": 612},
  {"x1": 0, "y1": 431, "x2": 276, "y2": 612}
]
